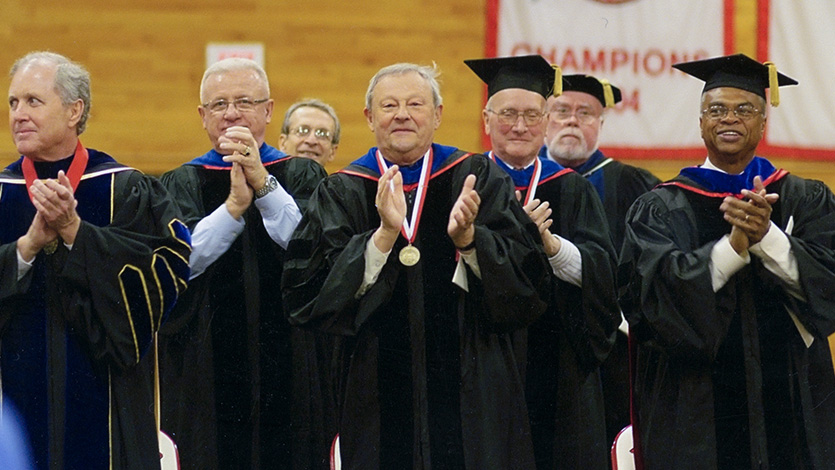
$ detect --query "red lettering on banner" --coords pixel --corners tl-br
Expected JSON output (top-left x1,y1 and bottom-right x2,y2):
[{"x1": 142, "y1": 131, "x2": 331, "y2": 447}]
[
  {"x1": 509, "y1": 45, "x2": 712, "y2": 78},
  {"x1": 538, "y1": 49, "x2": 557, "y2": 64},
  {"x1": 562, "y1": 48, "x2": 579, "y2": 70},
  {"x1": 618, "y1": 88, "x2": 640, "y2": 113},
  {"x1": 643, "y1": 49, "x2": 666, "y2": 76},
  {"x1": 583, "y1": 50, "x2": 606, "y2": 72},
  {"x1": 610, "y1": 49, "x2": 629, "y2": 73}
]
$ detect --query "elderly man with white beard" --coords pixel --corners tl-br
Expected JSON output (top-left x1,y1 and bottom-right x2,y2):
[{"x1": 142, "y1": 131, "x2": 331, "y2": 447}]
[{"x1": 540, "y1": 74, "x2": 660, "y2": 456}]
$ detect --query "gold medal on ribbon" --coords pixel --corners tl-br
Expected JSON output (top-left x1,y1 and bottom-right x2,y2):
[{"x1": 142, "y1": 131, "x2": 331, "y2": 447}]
[
  {"x1": 399, "y1": 244, "x2": 421, "y2": 266},
  {"x1": 43, "y1": 240, "x2": 59, "y2": 255}
]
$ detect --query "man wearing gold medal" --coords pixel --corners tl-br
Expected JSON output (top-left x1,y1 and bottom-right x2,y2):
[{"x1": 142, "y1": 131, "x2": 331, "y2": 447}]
[
  {"x1": 282, "y1": 62, "x2": 552, "y2": 469},
  {"x1": 467, "y1": 55, "x2": 620, "y2": 470}
]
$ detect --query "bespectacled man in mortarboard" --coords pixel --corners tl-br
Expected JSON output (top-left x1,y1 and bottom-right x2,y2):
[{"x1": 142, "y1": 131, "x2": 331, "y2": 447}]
[
  {"x1": 467, "y1": 54, "x2": 621, "y2": 470},
  {"x1": 538, "y1": 72, "x2": 662, "y2": 458},
  {"x1": 618, "y1": 53, "x2": 835, "y2": 470}
]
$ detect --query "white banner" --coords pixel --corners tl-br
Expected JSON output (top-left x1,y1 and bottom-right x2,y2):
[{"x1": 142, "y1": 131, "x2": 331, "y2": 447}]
[
  {"x1": 488, "y1": 0, "x2": 730, "y2": 159},
  {"x1": 763, "y1": 0, "x2": 835, "y2": 159}
]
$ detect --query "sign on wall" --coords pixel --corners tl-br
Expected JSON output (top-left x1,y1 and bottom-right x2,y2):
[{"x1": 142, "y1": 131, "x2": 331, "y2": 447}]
[
  {"x1": 487, "y1": 0, "x2": 731, "y2": 159},
  {"x1": 205, "y1": 43, "x2": 265, "y2": 69}
]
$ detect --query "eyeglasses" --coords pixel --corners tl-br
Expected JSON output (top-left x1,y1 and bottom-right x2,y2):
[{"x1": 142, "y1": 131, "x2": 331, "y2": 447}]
[
  {"x1": 701, "y1": 104, "x2": 762, "y2": 121},
  {"x1": 291, "y1": 125, "x2": 333, "y2": 142},
  {"x1": 549, "y1": 106, "x2": 599, "y2": 125},
  {"x1": 202, "y1": 97, "x2": 269, "y2": 114},
  {"x1": 486, "y1": 108, "x2": 546, "y2": 126}
]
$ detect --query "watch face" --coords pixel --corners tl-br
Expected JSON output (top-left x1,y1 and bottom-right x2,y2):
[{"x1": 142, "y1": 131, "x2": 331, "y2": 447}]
[{"x1": 257, "y1": 175, "x2": 278, "y2": 198}]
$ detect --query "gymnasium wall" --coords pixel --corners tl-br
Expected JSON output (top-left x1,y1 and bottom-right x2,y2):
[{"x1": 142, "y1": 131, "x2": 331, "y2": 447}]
[{"x1": 1, "y1": 0, "x2": 833, "y2": 187}]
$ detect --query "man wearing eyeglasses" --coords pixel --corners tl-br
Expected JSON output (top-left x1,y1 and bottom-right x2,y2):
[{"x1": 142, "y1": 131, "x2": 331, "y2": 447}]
[
  {"x1": 279, "y1": 98, "x2": 340, "y2": 167},
  {"x1": 466, "y1": 55, "x2": 619, "y2": 470},
  {"x1": 619, "y1": 54, "x2": 835, "y2": 469},
  {"x1": 541, "y1": 75, "x2": 661, "y2": 457},
  {"x1": 158, "y1": 58, "x2": 326, "y2": 470}
]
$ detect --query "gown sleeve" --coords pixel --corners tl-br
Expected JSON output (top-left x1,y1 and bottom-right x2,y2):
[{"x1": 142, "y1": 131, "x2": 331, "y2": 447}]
[
  {"x1": 458, "y1": 155, "x2": 552, "y2": 333},
  {"x1": 773, "y1": 178, "x2": 835, "y2": 338},
  {"x1": 618, "y1": 189, "x2": 731, "y2": 364},
  {"x1": 55, "y1": 170, "x2": 191, "y2": 371},
  {"x1": 278, "y1": 157, "x2": 329, "y2": 213},
  {"x1": 0, "y1": 243, "x2": 33, "y2": 334},
  {"x1": 554, "y1": 174, "x2": 620, "y2": 371}
]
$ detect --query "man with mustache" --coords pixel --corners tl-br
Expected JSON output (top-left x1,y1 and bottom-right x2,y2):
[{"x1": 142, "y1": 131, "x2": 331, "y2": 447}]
[
  {"x1": 541, "y1": 74, "x2": 660, "y2": 453},
  {"x1": 619, "y1": 54, "x2": 835, "y2": 469},
  {"x1": 467, "y1": 55, "x2": 620, "y2": 469}
]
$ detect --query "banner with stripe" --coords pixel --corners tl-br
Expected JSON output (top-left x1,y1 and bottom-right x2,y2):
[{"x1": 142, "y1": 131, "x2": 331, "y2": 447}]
[
  {"x1": 486, "y1": 0, "x2": 731, "y2": 159},
  {"x1": 758, "y1": 0, "x2": 835, "y2": 160}
]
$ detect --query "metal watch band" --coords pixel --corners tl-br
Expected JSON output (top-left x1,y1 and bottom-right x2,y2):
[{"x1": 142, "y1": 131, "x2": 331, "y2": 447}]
[{"x1": 255, "y1": 174, "x2": 278, "y2": 198}]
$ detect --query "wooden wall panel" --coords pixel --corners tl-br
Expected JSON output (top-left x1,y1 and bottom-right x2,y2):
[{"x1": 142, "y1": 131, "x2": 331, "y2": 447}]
[
  {"x1": 0, "y1": 0, "x2": 488, "y2": 175},
  {"x1": 1, "y1": 0, "x2": 834, "y2": 191}
]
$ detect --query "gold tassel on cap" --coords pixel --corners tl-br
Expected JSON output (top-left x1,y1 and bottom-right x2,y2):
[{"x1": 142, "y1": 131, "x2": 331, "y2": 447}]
[
  {"x1": 551, "y1": 64, "x2": 562, "y2": 97},
  {"x1": 600, "y1": 78, "x2": 615, "y2": 108},
  {"x1": 764, "y1": 61, "x2": 780, "y2": 107}
]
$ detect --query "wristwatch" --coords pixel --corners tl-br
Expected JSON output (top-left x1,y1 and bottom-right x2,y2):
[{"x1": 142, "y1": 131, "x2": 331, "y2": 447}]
[{"x1": 255, "y1": 174, "x2": 279, "y2": 199}]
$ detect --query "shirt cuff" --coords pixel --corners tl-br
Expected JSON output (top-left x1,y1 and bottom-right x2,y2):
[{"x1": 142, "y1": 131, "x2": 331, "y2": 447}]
[
  {"x1": 254, "y1": 183, "x2": 301, "y2": 249},
  {"x1": 548, "y1": 235, "x2": 582, "y2": 287},
  {"x1": 16, "y1": 247, "x2": 34, "y2": 281},
  {"x1": 749, "y1": 222, "x2": 790, "y2": 259},
  {"x1": 452, "y1": 248, "x2": 480, "y2": 292},
  {"x1": 710, "y1": 235, "x2": 750, "y2": 292},
  {"x1": 188, "y1": 204, "x2": 246, "y2": 279},
  {"x1": 356, "y1": 237, "x2": 391, "y2": 297},
  {"x1": 253, "y1": 182, "x2": 294, "y2": 217}
]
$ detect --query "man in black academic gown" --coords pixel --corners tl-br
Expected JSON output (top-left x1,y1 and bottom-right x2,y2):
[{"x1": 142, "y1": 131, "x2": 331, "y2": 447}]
[
  {"x1": 1, "y1": 52, "x2": 190, "y2": 469},
  {"x1": 158, "y1": 58, "x2": 326, "y2": 469},
  {"x1": 541, "y1": 74, "x2": 660, "y2": 451},
  {"x1": 619, "y1": 54, "x2": 835, "y2": 469},
  {"x1": 466, "y1": 55, "x2": 620, "y2": 470},
  {"x1": 282, "y1": 62, "x2": 552, "y2": 470}
]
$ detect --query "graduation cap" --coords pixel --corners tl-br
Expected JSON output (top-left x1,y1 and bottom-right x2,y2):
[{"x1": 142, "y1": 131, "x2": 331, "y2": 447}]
[
  {"x1": 562, "y1": 74, "x2": 622, "y2": 108},
  {"x1": 465, "y1": 55, "x2": 561, "y2": 99},
  {"x1": 672, "y1": 53, "x2": 797, "y2": 107}
]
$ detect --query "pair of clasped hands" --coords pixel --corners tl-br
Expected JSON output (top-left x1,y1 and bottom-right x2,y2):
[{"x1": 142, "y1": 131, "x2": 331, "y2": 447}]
[
  {"x1": 19, "y1": 172, "x2": 80, "y2": 261},
  {"x1": 720, "y1": 175, "x2": 779, "y2": 254},
  {"x1": 372, "y1": 165, "x2": 480, "y2": 254},
  {"x1": 219, "y1": 126, "x2": 267, "y2": 220}
]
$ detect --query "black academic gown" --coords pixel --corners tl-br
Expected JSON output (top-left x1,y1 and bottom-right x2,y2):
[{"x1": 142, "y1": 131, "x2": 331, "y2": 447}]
[
  {"x1": 158, "y1": 145, "x2": 326, "y2": 470},
  {"x1": 282, "y1": 144, "x2": 552, "y2": 470},
  {"x1": 619, "y1": 160, "x2": 835, "y2": 470},
  {"x1": 493, "y1": 154, "x2": 620, "y2": 470},
  {"x1": 572, "y1": 151, "x2": 660, "y2": 451},
  {"x1": 0, "y1": 148, "x2": 191, "y2": 470}
]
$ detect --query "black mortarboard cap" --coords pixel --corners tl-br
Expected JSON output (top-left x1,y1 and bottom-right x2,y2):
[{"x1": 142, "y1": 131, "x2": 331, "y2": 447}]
[
  {"x1": 672, "y1": 53, "x2": 797, "y2": 106},
  {"x1": 562, "y1": 74, "x2": 622, "y2": 108},
  {"x1": 465, "y1": 55, "x2": 559, "y2": 99}
]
